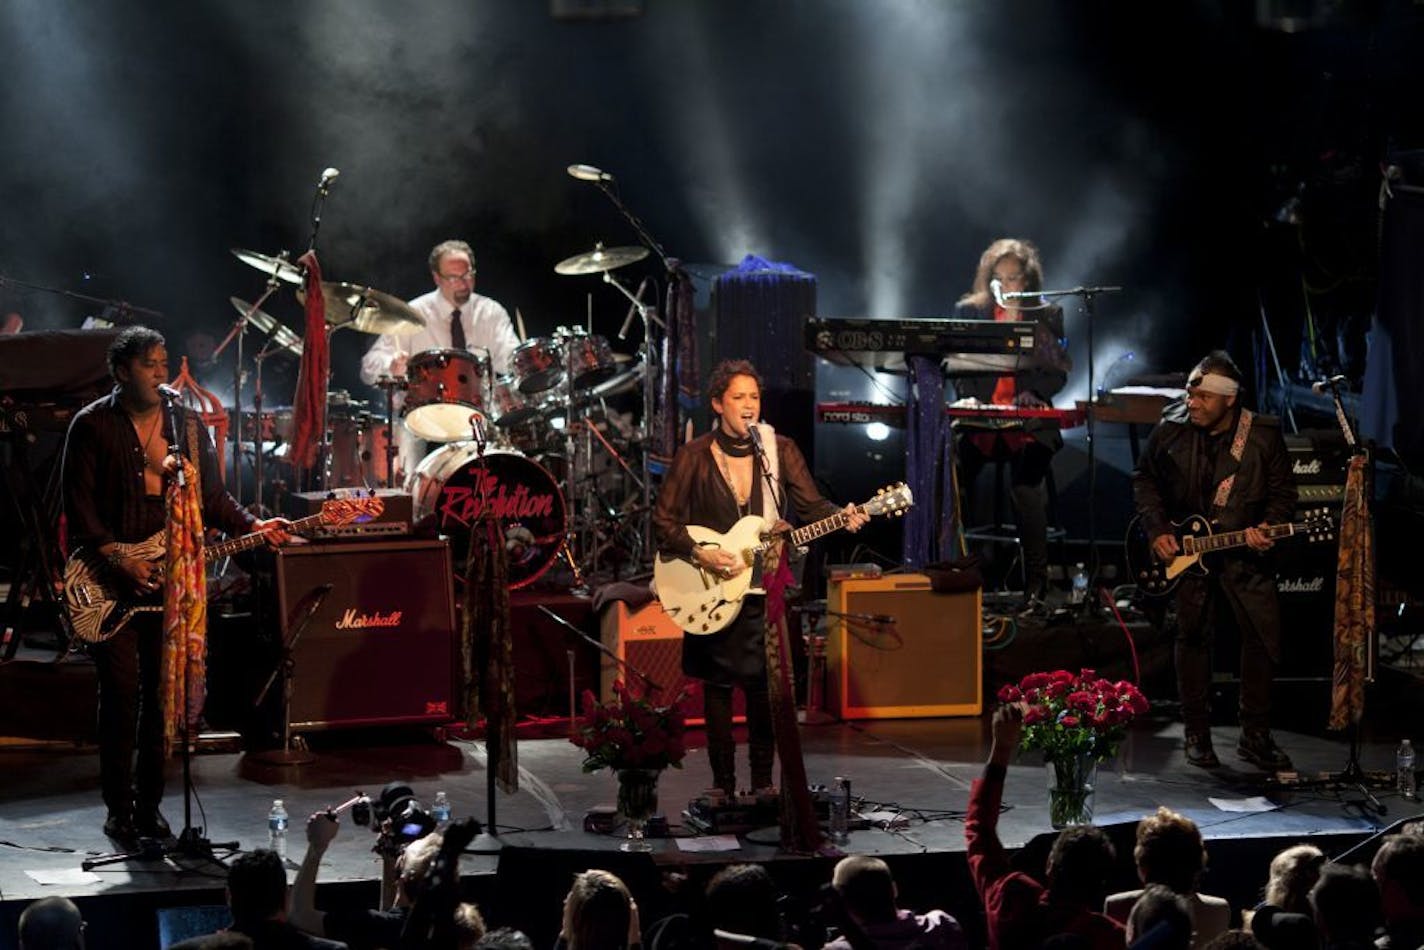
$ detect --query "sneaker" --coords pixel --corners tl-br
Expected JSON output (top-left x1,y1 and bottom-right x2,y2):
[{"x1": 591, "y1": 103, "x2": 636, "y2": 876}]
[
  {"x1": 135, "y1": 808, "x2": 172, "y2": 840},
  {"x1": 1237, "y1": 729, "x2": 1293, "y2": 771},
  {"x1": 1184, "y1": 731, "x2": 1220, "y2": 768},
  {"x1": 103, "y1": 811, "x2": 138, "y2": 846}
]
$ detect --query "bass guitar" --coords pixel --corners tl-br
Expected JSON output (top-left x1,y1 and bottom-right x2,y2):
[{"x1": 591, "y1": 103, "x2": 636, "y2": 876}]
[
  {"x1": 1125, "y1": 507, "x2": 1335, "y2": 598},
  {"x1": 654, "y1": 483, "x2": 913, "y2": 635},
  {"x1": 63, "y1": 493, "x2": 385, "y2": 643}
]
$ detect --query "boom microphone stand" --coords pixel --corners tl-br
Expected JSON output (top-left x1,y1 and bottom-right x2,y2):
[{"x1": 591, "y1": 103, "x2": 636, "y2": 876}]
[
  {"x1": 1004, "y1": 283, "x2": 1121, "y2": 614},
  {"x1": 247, "y1": 582, "x2": 333, "y2": 765}
]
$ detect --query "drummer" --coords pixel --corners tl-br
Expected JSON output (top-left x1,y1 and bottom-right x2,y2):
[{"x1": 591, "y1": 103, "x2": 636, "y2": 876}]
[{"x1": 359, "y1": 239, "x2": 521, "y2": 473}]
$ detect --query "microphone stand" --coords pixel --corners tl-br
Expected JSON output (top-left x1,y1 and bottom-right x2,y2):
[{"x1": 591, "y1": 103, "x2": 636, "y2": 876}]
[
  {"x1": 0, "y1": 273, "x2": 163, "y2": 321},
  {"x1": 247, "y1": 582, "x2": 333, "y2": 766},
  {"x1": 1005, "y1": 284, "x2": 1121, "y2": 615},
  {"x1": 534, "y1": 604, "x2": 663, "y2": 696}
]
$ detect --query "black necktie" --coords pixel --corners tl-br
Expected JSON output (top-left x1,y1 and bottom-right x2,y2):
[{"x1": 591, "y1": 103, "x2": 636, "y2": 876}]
[{"x1": 450, "y1": 309, "x2": 465, "y2": 350}]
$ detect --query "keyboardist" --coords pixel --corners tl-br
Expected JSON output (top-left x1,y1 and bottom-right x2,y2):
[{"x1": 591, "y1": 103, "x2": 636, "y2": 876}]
[{"x1": 951, "y1": 238, "x2": 1072, "y2": 613}]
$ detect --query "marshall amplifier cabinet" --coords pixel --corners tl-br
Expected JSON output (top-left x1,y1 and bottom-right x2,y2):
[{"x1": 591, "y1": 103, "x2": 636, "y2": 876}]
[{"x1": 276, "y1": 538, "x2": 457, "y2": 730}]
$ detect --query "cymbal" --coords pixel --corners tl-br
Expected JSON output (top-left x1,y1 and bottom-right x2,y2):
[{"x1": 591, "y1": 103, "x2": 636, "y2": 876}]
[
  {"x1": 231, "y1": 248, "x2": 305, "y2": 285},
  {"x1": 319, "y1": 282, "x2": 426, "y2": 335},
  {"x1": 554, "y1": 243, "x2": 649, "y2": 276},
  {"x1": 229, "y1": 297, "x2": 303, "y2": 357}
]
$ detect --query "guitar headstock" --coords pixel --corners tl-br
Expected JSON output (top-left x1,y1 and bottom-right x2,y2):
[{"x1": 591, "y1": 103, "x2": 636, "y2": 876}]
[
  {"x1": 863, "y1": 483, "x2": 913, "y2": 518},
  {"x1": 1300, "y1": 506, "x2": 1336, "y2": 543},
  {"x1": 320, "y1": 490, "x2": 386, "y2": 526}
]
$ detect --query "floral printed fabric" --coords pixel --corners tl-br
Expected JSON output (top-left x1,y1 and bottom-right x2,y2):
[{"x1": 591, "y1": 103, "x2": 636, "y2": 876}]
[
  {"x1": 1329, "y1": 454, "x2": 1374, "y2": 730},
  {"x1": 161, "y1": 458, "x2": 207, "y2": 756}
]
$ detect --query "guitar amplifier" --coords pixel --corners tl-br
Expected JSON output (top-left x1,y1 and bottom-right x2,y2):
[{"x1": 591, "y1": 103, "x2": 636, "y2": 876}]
[
  {"x1": 826, "y1": 574, "x2": 982, "y2": 718},
  {"x1": 599, "y1": 599, "x2": 744, "y2": 726},
  {"x1": 276, "y1": 538, "x2": 457, "y2": 730}
]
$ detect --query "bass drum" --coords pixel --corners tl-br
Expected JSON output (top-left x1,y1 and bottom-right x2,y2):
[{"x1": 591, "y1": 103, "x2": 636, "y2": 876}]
[{"x1": 409, "y1": 445, "x2": 566, "y2": 589}]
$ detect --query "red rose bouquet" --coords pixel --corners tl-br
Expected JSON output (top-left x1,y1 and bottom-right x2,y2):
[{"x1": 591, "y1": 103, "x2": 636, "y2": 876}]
[
  {"x1": 997, "y1": 668, "x2": 1149, "y2": 762},
  {"x1": 569, "y1": 681, "x2": 693, "y2": 773}
]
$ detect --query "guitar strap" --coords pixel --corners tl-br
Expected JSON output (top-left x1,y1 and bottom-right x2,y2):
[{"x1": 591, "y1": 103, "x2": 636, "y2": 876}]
[{"x1": 1209, "y1": 408, "x2": 1254, "y2": 517}]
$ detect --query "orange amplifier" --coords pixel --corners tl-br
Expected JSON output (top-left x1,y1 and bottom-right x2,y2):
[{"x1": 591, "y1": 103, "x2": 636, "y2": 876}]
[{"x1": 825, "y1": 574, "x2": 982, "y2": 719}]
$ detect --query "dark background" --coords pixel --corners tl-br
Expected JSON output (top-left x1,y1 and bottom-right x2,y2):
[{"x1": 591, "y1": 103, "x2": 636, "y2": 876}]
[{"x1": 4, "y1": 0, "x2": 1418, "y2": 400}]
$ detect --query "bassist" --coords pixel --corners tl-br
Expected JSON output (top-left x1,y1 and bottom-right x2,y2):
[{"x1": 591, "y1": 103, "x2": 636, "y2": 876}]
[
  {"x1": 1131, "y1": 351, "x2": 1297, "y2": 772},
  {"x1": 61, "y1": 326, "x2": 291, "y2": 846},
  {"x1": 651, "y1": 359, "x2": 866, "y2": 795}
]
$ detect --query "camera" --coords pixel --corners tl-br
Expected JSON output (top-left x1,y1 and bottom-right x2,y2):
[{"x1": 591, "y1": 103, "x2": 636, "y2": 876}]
[{"x1": 336, "y1": 782, "x2": 438, "y2": 856}]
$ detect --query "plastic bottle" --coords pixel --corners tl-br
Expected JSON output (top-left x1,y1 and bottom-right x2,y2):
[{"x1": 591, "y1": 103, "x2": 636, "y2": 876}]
[
  {"x1": 433, "y1": 790, "x2": 451, "y2": 824},
  {"x1": 1070, "y1": 563, "x2": 1089, "y2": 605},
  {"x1": 829, "y1": 776, "x2": 851, "y2": 843},
  {"x1": 268, "y1": 799, "x2": 289, "y2": 859},
  {"x1": 1398, "y1": 739, "x2": 1416, "y2": 800}
]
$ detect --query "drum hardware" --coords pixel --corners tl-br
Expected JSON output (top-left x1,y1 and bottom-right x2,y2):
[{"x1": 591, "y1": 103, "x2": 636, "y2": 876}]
[
  {"x1": 231, "y1": 247, "x2": 305, "y2": 285},
  {"x1": 315, "y1": 281, "x2": 426, "y2": 335},
  {"x1": 553, "y1": 242, "x2": 650, "y2": 276},
  {"x1": 372, "y1": 374, "x2": 405, "y2": 490},
  {"x1": 226, "y1": 297, "x2": 303, "y2": 357}
]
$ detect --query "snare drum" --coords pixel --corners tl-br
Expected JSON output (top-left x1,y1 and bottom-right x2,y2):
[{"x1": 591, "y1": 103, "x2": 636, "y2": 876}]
[
  {"x1": 558, "y1": 327, "x2": 617, "y2": 390},
  {"x1": 511, "y1": 336, "x2": 564, "y2": 394},
  {"x1": 402, "y1": 348, "x2": 490, "y2": 442},
  {"x1": 409, "y1": 444, "x2": 567, "y2": 589}
]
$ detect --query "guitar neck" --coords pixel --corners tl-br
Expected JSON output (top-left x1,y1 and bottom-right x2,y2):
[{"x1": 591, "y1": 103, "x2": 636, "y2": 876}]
[
  {"x1": 1185, "y1": 521, "x2": 1297, "y2": 555},
  {"x1": 203, "y1": 512, "x2": 326, "y2": 561},
  {"x1": 789, "y1": 508, "x2": 858, "y2": 547}
]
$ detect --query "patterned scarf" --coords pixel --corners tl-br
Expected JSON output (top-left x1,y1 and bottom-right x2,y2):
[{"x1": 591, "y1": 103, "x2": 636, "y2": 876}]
[
  {"x1": 462, "y1": 493, "x2": 518, "y2": 793},
  {"x1": 160, "y1": 458, "x2": 207, "y2": 756},
  {"x1": 1329, "y1": 454, "x2": 1374, "y2": 730}
]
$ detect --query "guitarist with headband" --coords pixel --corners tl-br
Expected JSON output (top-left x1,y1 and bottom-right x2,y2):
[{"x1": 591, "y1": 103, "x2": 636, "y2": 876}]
[
  {"x1": 1131, "y1": 350, "x2": 1297, "y2": 772},
  {"x1": 61, "y1": 326, "x2": 292, "y2": 846},
  {"x1": 652, "y1": 359, "x2": 868, "y2": 796}
]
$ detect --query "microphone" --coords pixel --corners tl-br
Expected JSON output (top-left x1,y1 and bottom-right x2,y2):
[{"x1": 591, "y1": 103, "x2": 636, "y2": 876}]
[
  {"x1": 1311, "y1": 374, "x2": 1348, "y2": 394},
  {"x1": 618, "y1": 277, "x2": 651, "y2": 340},
  {"x1": 747, "y1": 423, "x2": 767, "y2": 458},
  {"x1": 157, "y1": 383, "x2": 182, "y2": 401},
  {"x1": 567, "y1": 163, "x2": 613, "y2": 182},
  {"x1": 989, "y1": 278, "x2": 1005, "y2": 307},
  {"x1": 317, "y1": 167, "x2": 340, "y2": 196}
]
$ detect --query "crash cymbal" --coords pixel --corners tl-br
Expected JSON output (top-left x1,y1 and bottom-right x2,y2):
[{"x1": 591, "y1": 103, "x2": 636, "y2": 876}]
[
  {"x1": 231, "y1": 248, "x2": 305, "y2": 285},
  {"x1": 318, "y1": 282, "x2": 426, "y2": 335},
  {"x1": 554, "y1": 242, "x2": 649, "y2": 276},
  {"x1": 229, "y1": 297, "x2": 303, "y2": 357}
]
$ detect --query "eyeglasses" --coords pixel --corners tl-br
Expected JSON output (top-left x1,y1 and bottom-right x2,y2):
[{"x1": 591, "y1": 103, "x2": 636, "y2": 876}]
[{"x1": 436, "y1": 271, "x2": 475, "y2": 284}]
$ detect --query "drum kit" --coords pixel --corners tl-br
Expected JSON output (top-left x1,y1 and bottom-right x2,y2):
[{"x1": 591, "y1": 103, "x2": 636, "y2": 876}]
[{"x1": 227, "y1": 241, "x2": 656, "y2": 588}]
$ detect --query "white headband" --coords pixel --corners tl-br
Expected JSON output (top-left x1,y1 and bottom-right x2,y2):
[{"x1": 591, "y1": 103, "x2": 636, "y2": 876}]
[{"x1": 1187, "y1": 371, "x2": 1240, "y2": 396}]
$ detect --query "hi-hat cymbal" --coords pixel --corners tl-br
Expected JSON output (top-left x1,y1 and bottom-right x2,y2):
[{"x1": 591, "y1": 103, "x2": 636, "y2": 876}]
[
  {"x1": 554, "y1": 243, "x2": 649, "y2": 276},
  {"x1": 318, "y1": 282, "x2": 426, "y2": 335},
  {"x1": 229, "y1": 297, "x2": 303, "y2": 357},
  {"x1": 231, "y1": 248, "x2": 305, "y2": 285}
]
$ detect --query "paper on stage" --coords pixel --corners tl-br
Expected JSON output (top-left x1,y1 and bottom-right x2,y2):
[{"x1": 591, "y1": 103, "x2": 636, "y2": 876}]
[
  {"x1": 1207, "y1": 795, "x2": 1279, "y2": 813},
  {"x1": 26, "y1": 868, "x2": 103, "y2": 886},
  {"x1": 676, "y1": 835, "x2": 742, "y2": 852}
]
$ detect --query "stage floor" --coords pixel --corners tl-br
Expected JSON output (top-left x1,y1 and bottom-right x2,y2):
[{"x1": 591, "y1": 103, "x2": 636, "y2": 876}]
[{"x1": 0, "y1": 709, "x2": 1405, "y2": 908}]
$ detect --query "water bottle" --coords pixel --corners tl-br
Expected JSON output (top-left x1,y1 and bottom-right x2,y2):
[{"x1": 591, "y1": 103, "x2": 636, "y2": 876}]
[
  {"x1": 433, "y1": 790, "x2": 451, "y2": 824},
  {"x1": 1070, "y1": 563, "x2": 1089, "y2": 605},
  {"x1": 268, "y1": 799, "x2": 289, "y2": 859},
  {"x1": 1398, "y1": 739, "x2": 1416, "y2": 800},
  {"x1": 829, "y1": 777, "x2": 851, "y2": 843}
]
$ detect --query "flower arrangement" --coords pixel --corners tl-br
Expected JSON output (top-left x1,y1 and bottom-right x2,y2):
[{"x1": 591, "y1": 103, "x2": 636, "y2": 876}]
[
  {"x1": 996, "y1": 668, "x2": 1150, "y2": 763},
  {"x1": 569, "y1": 681, "x2": 693, "y2": 773}
]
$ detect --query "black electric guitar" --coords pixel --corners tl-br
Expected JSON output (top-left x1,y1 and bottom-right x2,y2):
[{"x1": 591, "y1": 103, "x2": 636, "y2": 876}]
[
  {"x1": 1125, "y1": 507, "x2": 1335, "y2": 597},
  {"x1": 63, "y1": 494, "x2": 384, "y2": 643}
]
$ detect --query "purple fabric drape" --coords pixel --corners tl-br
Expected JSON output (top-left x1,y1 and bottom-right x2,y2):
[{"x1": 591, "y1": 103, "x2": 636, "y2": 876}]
[{"x1": 902, "y1": 355, "x2": 956, "y2": 566}]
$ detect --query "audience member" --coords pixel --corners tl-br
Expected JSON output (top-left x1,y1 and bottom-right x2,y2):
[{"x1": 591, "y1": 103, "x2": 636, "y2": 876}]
[
  {"x1": 706, "y1": 864, "x2": 784, "y2": 945},
  {"x1": 561, "y1": 869, "x2": 639, "y2": 950},
  {"x1": 1125, "y1": 885, "x2": 1193, "y2": 950},
  {"x1": 17, "y1": 897, "x2": 85, "y2": 950},
  {"x1": 1197, "y1": 933, "x2": 1263, "y2": 950},
  {"x1": 966, "y1": 704, "x2": 1126, "y2": 949},
  {"x1": 474, "y1": 928, "x2": 534, "y2": 950},
  {"x1": 1371, "y1": 833, "x2": 1424, "y2": 949},
  {"x1": 1263, "y1": 844, "x2": 1327, "y2": 917},
  {"x1": 1309, "y1": 864, "x2": 1380, "y2": 950},
  {"x1": 1104, "y1": 807, "x2": 1231, "y2": 946},
  {"x1": 225, "y1": 848, "x2": 347, "y2": 949},
  {"x1": 823, "y1": 855, "x2": 966, "y2": 950},
  {"x1": 169, "y1": 935, "x2": 255, "y2": 950},
  {"x1": 290, "y1": 811, "x2": 482, "y2": 950}
]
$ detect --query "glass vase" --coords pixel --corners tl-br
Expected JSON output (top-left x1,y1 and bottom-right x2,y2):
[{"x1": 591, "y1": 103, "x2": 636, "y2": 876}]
[
  {"x1": 1045, "y1": 754, "x2": 1098, "y2": 829},
  {"x1": 615, "y1": 768, "x2": 661, "y2": 852}
]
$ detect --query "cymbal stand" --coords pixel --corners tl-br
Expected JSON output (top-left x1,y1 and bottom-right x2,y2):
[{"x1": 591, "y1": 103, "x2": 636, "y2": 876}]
[
  {"x1": 216, "y1": 263, "x2": 286, "y2": 507},
  {"x1": 374, "y1": 375, "x2": 404, "y2": 489},
  {"x1": 249, "y1": 338, "x2": 287, "y2": 516}
]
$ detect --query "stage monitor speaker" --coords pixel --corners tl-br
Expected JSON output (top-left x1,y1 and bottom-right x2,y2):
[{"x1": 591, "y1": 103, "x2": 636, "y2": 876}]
[
  {"x1": 276, "y1": 539, "x2": 457, "y2": 730},
  {"x1": 599, "y1": 599, "x2": 744, "y2": 726},
  {"x1": 826, "y1": 574, "x2": 982, "y2": 719}
]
